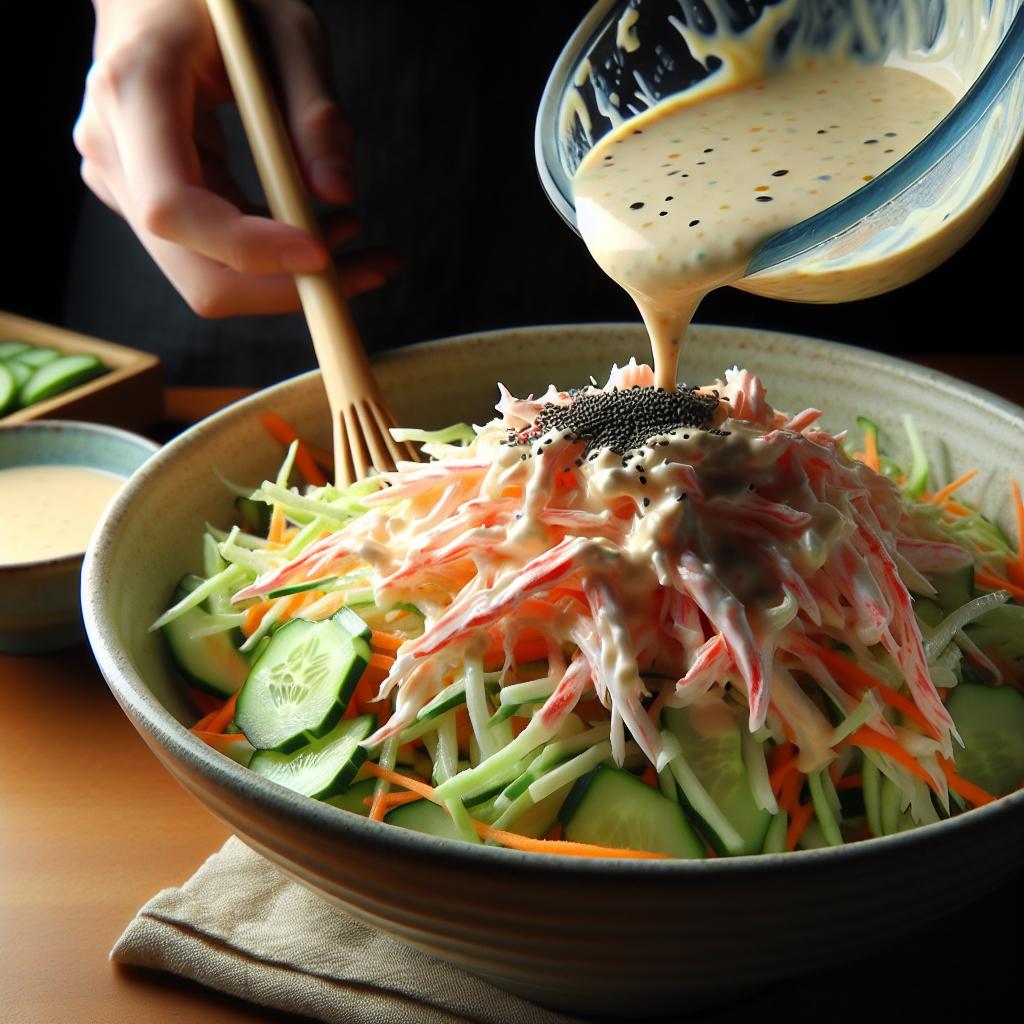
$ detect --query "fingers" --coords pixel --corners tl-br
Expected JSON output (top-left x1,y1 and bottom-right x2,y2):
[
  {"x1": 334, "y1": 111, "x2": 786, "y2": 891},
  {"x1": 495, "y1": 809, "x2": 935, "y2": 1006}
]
[
  {"x1": 75, "y1": 0, "x2": 381, "y2": 320},
  {"x1": 254, "y1": 0, "x2": 355, "y2": 205}
]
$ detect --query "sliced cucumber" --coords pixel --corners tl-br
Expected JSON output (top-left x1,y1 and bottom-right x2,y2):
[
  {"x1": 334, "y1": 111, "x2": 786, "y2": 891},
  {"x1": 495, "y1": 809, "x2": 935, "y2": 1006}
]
[
  {"x1": 163, "y1": 575, "x2": 250, "y2": 698},
  {"x1": 385, "y1": 799, "x2": 464, "y2": 840},
  {"x1": 334, "y1": 605, "x2": 371, "y2": 642},
  {"x1": 13, "y1": 346, "x2": 60, "y2": 370},
  {"x1": 249, "y1": 714, "x2": 374, "y2": 799},
  {"x1": 325, "y1": 777, "x2": 376, "y2": 816},
  {"x1": 268, "y1": 575, "x2": 339, "y2": 599},
  {"x1": 663, "y1": 702, "x2": 772, "y2": 856},
  {"x1": 947, "y1": 683, "x2": 1024, "y2": 796},
  {"x1": 0, "y1": 340, "x2": 31, "y2": 360},
  {"x1": 507, "y1": 785, "x2": 572, "y2": 839},
  {"x1": 19, "y1": 353, "x2": 106, "y2": 406},
  {"x1": 0, "y1": 363, "x2": 15, "y2": 416},
  {"x1": 418, "y1": 675, "x2": 500, "y2": 722},
  {"x1": 236, "y1": 615, "x2": 370, "y2": 751},
  {"x1": 562, "y1": 765, "x2": 705, "y2": 858}
]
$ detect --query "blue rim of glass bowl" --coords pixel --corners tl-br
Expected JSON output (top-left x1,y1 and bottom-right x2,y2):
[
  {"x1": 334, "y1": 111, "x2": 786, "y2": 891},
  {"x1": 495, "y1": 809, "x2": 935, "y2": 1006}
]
[{"x1": 534, "y1": 2, "x2": 1024, "y2": 277}]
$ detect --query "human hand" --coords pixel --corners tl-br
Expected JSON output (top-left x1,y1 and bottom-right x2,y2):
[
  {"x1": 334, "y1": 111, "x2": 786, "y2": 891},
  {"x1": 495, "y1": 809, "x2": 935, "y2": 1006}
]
[{"x1": 75, "y1": 0, "x2": 396, "y2": 317}]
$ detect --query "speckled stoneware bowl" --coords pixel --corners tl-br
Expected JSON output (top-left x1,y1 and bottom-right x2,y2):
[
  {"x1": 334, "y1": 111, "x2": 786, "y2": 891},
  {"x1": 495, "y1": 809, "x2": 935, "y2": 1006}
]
[
  {"x1": 0, "y1": 420, "x2": 158, "y2": 654},
  {"x1": 83, "y1": 326, "x2": 1024, "y2": 1017}
]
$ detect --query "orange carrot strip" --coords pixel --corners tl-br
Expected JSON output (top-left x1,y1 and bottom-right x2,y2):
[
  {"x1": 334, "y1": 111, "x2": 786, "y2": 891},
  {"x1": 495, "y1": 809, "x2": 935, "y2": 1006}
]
[
  {"x1": 190, "y1": 710, "x2": 218, "y2": 734},
  {"x1": 188, "y1": 687, "x2": 224, "y2": 715},
  {"x1": 976, "y1": 569, "x2": 1024, "y2": 601},
  {"x1": 942, "y1": 500, "x2": 972, "y2": 517},
  {"x1": 930, "y1": 469, "x2": 978, "y2": 506},
  {"x1": 361, "y1": 764, "x2": 668, "y2": 859},
  {"x1": 847, "y1": 726, "x2": 940, "y2": 795},
  {"x1": 362, "y1": 790, "x2": 424, "y2": 810},
  {"x1": 544, "y1": 822, "x2": 564, "y2": 842},
  {"x1": 501, "y1": 485, "x2": 523, "y2": 498},
  {"x1": 800, "y1": 640, "x2": 934, "y2": 736},
  {"x1": 769, "y1": 755, "x2": 799, "y2": 798},
  {"x1": 767, "y1": 740, "x2": 795, "y2": 773},
  {"x1": 369, "y1": 652, "x2": 396, "y2": 671},
  {"x1": 834, "y1": 773, "x2": 863, "y2": 791},
  {"x1": 267, "y1": 503, "x2": 286, "y2": 545},
  {"x1": 862, "y1": 429, "x2": 880, "y2": 473},
  {"x1": 205, "y1": 688, "x2": 242, "y2": 735},
  {"x1": 371, "y1": 630, "x2": 405, "y2": 653},
  {"x1": 1013, "y1": 480, "x2": 1024, "y2": 582},
  {"x1": 242, "y1": 600, "x2": 274, "y2": 637},
  {"x1": 939, "y1": 757, "x2": 997, "y2": 808},
  {"x1": 785, "y1": 802, "x2": 815, "y2": 851},
  {"x1": 260, "y1": 413, "x2": 329, "y2": 487},
  {"x1": 641, "y1": 764, "x2": 658, "y2": 789},
  {"x1": 475, "y1": 823, "x2": 669, "y2": 860}
]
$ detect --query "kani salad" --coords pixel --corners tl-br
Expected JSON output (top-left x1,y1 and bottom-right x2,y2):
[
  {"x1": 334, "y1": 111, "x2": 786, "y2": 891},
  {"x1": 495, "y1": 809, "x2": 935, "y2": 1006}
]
[{"x1": 157, "y1": 362, "x2": 1024, "y2": 858}]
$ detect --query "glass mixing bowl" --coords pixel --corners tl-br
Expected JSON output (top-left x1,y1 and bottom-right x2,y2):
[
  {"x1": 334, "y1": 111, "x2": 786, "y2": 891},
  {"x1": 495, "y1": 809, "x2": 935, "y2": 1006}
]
[{"x1": 535, "y1": 0, "x2": 1024, "y2": 302}]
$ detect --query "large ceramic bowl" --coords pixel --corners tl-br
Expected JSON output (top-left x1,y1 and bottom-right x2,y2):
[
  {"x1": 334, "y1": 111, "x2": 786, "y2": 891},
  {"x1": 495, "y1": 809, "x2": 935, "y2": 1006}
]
[{"x1": 83, "y1": 325, "x2": 1024, "y2": 1017}]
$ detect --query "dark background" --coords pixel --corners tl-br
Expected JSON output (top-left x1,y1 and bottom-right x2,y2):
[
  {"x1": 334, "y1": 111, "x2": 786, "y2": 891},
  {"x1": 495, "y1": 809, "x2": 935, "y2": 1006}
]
[{"x1": 1, "y1": 2, "x2": 1018, "y2": 387}]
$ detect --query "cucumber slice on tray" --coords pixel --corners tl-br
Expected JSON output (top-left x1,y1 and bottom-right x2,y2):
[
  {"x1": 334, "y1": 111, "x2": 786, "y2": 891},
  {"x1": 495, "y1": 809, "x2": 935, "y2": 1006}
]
[
  {"x1": 235, "y1": 611, "x2": 371, "y2": 751},
  {"x1": 0, "y1": 363, "x2": 15, "y2": 417},
  {"x1": 19, "y1": 353, "x2": 106, "y2": 407}
]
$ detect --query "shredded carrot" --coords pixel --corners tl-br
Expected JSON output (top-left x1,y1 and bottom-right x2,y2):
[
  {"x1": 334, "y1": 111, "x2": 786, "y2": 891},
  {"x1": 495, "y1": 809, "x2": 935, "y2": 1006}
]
[
  {"x1": 544, "y1": 822, "x2": 563, "y2": 842},
  {"x1": 938, "y1": 757, "x2": 997, "y2": 808},
  {"x1": 641, "y1": 764, "x2": 659, "y2": 789},
  {"x1": 260, "y1": 413, "x2": 329, "y2": 487},
  {"x1": 362, "y1": 790, "x2": 423, "y2": 811},
  {"x1": 369, "y1": 651, "x2": 396, "y2": 671},
  {"x1": 361, "y1": 763, "x2": 669, "y2": 859},
  {"x1": 242, "y1": 600, "x2": 274, "y2": 637},
  {"x1": 1012, "y1": 480, "x2": 1024, "y2": 582},
  {"x1": 976, "y1": 569, "x2": 1024, "y2": 601},
  {"x1": 847, "y1": 726, "x2": 941, "y2": 795},
  {"x1": 862, "y1": 428, "x2": 880, "y2": 473},
  {"x1": 769, "y1": 754, "x2": 799, "y2": 797},
  {"x1": 834, "y1": 773, "x2": 863, "y2": 791},
  {"x1": 205, "y1": 688, "x2": 241, "y2": 735},
  {"x1": 785, "y1": 802, "x2": 815, "y2": 851},
  {"x1": 799, "y1": 639, "x2": 934, "y2": 736},
  {"x1": 942, "y1": 499, "x2": 972, "y2": 517},
  {"x1": 190, "y1": 710, "x2": 218, "y2": 734},
  {"x1": 267, "y1": 503, "x2": 286, "y2": 545},
  {"x1": 277, "y1": 591, "x2": 316, "y2": 625},
  {"x1": 500, "y1": 485, "x2": 523, "y2": 499},
  {"x1": 194, "y1": 731, "x2": 249, "y2": 756},
  {"x1": 188, "y1": 688, "x2": 223, "y2": 715},
  {"x1": 370, "y1": 630, "x2": 405, "y2": 653},
  {"x1": 767, "y1": 740, "x2": 795, "y2": 773},
  {"x1": 930, "y1": 469, "x2": 978, "y2": 506}
]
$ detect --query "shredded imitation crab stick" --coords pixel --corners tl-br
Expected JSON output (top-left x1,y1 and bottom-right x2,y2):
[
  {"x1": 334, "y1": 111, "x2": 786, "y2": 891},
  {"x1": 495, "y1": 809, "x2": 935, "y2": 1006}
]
[{"x1": 226, "y1": 361, "x2": 998, "y2": 818}]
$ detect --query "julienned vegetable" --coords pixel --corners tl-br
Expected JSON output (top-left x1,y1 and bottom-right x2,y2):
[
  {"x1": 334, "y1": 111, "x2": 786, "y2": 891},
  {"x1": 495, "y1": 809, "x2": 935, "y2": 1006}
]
[{"x1": 159, "y1": 362, "x2": 1024, "y2": 859}]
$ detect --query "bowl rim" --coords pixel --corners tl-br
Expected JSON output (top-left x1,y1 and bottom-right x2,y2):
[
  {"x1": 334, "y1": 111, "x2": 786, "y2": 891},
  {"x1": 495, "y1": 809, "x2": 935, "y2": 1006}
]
[
  {"x1": 0, "y1": 418, "x2": 159, "y2": 574},
  {"x1": 83, "y1": 322, "x2": 1024, "y2": 877}
]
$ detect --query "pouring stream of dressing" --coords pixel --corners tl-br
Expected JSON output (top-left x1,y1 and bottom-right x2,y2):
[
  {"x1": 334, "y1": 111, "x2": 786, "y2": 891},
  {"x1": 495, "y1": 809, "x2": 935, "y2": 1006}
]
[{"x1": 573, "y1": 60, "x2": 956, "y2": 390}]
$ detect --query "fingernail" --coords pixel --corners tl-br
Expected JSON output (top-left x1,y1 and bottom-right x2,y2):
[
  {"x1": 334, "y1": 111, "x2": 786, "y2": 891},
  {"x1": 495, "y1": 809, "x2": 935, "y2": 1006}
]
[
  {"x1": 281, "y1": 244, "x2": 326, "y2": 274},
  {"x1": 311, "y1": 157, "x2": 353, "y2": 202}
]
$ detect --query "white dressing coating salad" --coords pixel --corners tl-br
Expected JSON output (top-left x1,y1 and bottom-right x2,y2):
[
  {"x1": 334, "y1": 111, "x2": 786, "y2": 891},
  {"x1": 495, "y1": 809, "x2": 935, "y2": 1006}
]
[{"x1": 159, "y1": 362, "x2": 1024, "y2": 858}]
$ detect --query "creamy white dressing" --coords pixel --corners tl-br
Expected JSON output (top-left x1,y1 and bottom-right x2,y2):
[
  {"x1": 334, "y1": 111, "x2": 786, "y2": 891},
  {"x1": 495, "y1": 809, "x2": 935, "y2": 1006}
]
[
  {"x1": 0, "y1": 464, "x2": 125, "y2": 566},
  {"x1": 573, "y1": 61, "x2": 956, "y2": 389}
]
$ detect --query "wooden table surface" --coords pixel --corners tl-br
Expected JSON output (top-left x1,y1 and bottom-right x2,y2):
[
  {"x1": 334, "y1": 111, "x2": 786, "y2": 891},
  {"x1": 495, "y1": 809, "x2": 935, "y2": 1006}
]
[{"x1": 3, "y1": 363, "x2": 1023, "y2": 1024}]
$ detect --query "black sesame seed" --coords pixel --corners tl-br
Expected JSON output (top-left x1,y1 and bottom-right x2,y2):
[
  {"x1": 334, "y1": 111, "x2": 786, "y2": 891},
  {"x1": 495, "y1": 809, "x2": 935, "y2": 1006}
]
[
  {"x1": 665, "y1": 196, "x2": 674, "y2": 201},
  {"x1": 703, "y1": 147, "x2": 713, "y2": 153},
  {"x1": 817, "y1": 129, "x2": 827, "y2": 134},
  {"x1": 885, "y1": 131, "x2": 897, "y2": 137},
  {"x1": 689, "y1": 219, "x2": 700, "y2": 227},
  {"x1": 677, "y1": 492, "x2": 688, "y2": 501},
  {"x1": 659, "y1": 211, "x2": 668, "y2": 217},
  {"x1": 755, "y1": 196, "x2": 773, "y2": 202},
  {"x1": 771, "y1": 169, "x2": 789, "y2": 176},
  {"x1": 864, "y1": 139, "x2": 878, "y2": 145},
  {"x1": 639, "y1": 477, "x2": 647, "y2": 485},
  {"x1": 629, "y1": 201, "x2": 645, "y2": 210},
  {"x1": 643, "y1": 497, "x2": 651, "y2": 507}
]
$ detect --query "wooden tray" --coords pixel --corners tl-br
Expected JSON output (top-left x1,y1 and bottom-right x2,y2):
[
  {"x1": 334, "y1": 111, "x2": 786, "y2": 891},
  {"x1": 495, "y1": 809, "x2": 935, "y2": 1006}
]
[{"x1": 0, "y1": 311, "x2": 163, "y2": 431}]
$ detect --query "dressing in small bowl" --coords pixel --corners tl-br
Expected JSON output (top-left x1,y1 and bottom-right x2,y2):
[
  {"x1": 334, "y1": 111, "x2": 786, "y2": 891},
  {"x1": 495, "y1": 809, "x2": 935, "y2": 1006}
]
[{"x1": 0, "y1": 420, "x2": 158, "y2": 654}]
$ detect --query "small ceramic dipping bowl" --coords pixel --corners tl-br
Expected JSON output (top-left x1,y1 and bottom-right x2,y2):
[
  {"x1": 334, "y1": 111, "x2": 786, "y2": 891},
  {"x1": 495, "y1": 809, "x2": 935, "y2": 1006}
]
[{"x1": 0, "y1": 420, "x2": 158, "y2": 654}]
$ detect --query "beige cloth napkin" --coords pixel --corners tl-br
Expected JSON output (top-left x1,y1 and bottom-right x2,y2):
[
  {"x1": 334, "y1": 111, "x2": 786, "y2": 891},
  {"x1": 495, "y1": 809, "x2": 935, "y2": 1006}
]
[{"x1": 111, "y1": 836, "x2": 581, "y2": 1024}]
